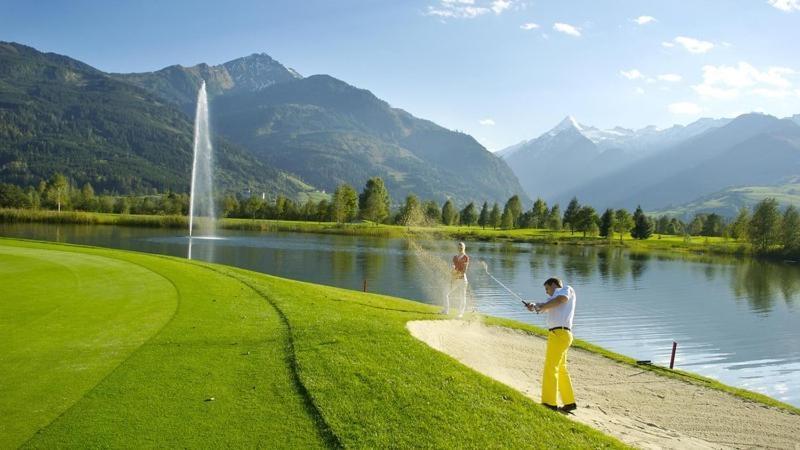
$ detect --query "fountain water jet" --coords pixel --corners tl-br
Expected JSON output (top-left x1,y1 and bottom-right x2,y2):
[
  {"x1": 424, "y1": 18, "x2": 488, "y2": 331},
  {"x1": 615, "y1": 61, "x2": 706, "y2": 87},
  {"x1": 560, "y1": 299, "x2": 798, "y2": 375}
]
[{"x1": 188, "y1": 81, "x2": 216, "y2": 239}]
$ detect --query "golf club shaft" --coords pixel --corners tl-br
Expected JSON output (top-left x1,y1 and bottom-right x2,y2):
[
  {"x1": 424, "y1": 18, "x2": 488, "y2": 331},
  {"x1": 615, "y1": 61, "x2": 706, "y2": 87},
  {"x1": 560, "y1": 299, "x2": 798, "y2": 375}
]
[{"x1": 484, "y1": 270, "x2": 525, "y2": 302}]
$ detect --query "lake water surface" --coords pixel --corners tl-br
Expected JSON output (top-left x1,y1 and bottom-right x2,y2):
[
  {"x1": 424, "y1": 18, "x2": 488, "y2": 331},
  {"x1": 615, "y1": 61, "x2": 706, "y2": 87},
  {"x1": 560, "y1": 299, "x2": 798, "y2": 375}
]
[{"x1": 2, "y1": 223, "x2": 798, "y2": 407}]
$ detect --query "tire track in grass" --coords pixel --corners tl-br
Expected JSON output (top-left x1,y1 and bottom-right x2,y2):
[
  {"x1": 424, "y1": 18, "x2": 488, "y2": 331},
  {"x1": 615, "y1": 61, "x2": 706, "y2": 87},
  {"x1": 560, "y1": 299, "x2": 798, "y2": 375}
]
[{"x1": 176, "y1": 259, "x2": 343, "y2": 449}]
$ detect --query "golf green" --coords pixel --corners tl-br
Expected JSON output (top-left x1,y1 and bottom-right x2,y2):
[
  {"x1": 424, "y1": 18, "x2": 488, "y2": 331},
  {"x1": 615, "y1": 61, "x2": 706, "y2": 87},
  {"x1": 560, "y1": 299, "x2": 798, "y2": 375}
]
[{"x1": 0, "y1": 238, "x2": 624, "y2": 448}]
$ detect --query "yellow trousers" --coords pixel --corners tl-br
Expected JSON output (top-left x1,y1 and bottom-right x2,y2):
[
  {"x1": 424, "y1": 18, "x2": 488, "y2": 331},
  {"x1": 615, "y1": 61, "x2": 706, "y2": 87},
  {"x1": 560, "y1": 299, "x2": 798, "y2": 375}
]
[{"x1": 541, "y1": 329, "x2": 575, "y2": 406}]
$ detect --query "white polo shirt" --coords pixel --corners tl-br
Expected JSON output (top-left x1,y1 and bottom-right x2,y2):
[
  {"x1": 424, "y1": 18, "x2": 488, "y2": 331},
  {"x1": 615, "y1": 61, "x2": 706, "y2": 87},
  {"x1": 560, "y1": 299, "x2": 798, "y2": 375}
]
[{"x1": 546, "y1": 285, "x2": 576, "y2": 330}]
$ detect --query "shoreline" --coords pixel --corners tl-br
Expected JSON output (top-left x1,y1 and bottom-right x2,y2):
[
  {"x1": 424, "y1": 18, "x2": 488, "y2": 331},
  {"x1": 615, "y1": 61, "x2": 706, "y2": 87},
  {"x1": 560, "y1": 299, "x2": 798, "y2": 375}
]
[{"x1": 0, "y1": 208, "x2": 790, "y2": 263}]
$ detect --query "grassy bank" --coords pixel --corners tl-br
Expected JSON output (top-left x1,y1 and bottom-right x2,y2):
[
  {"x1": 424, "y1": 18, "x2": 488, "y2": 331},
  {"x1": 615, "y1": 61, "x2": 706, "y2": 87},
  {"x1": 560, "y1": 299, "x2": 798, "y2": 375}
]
[{"x1": 1, "y1": 208, "x2": 757, "y2": 259}]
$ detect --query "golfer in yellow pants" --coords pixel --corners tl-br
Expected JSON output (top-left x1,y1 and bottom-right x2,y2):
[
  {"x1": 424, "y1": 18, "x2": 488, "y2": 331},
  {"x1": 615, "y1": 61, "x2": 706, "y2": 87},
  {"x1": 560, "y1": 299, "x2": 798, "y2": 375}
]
[
  {"x1": 542, "y1": 328, "x2": 575, "y2": 407},
  {"x1": 527, "y1": 277, "x2": 577, "y2": 412}
]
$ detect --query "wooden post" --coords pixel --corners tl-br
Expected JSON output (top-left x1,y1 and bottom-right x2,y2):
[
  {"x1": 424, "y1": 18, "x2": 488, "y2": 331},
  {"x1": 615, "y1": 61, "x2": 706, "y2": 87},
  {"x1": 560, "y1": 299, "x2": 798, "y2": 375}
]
[
  {"x1": 363, "y1": 279, "x2": 367, "y2": 292},
  {"x1": 669, "y1": 341, "x2": 677, "y2": 369}
]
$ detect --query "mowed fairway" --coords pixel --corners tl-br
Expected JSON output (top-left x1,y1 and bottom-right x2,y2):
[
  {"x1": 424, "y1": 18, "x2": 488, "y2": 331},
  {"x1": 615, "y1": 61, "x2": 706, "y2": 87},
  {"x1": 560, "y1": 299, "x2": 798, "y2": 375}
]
[{"x1": 0, "y1": 238, "x2": 626, "y2": 448}]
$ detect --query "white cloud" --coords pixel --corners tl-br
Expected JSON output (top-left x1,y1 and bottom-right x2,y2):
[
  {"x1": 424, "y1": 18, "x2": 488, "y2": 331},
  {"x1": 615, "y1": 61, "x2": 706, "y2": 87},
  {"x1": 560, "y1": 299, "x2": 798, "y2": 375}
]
[
  {"x1": 673, "y1": 36, "x2": 714, "y2": 54},
  {"x1": 426, "y1": 0, "x2": 514, "y2": 19},
  {"x1": 635, "y1": 87, "x2": 645, "y2": 95},
  {"x1": 520, "y1": 22, "x2": 540, "y2": 30},
  {"x1": 553, "y1": 22, "x2": 581, "y2": 37},
  {"x1": 692, "y1": 62, "x2": 797, "y2": 100},
  {"x1": 620, "y1": 69, "x2": 644, "y2": 80},
  {"x1": 768, "y1": 0, "x2": 800, "y2": 12},
  {"x1": 669, "y1": 102, "x2": 703, "y2": 114},
  {"x1": 658, "y1": 74, "x2": 683, "y2": 82},
  {"x1": 634, "y1": 16, "x2": 656, "y2": 25},
  {"x1": 661, "y1": 41, "x2": 675, "y2": 48},
  {"x1": 479, "y1": 118, "x2": 496, "y2": 126},
  {"x1": 491, "y1": 0, "x2": 511, "y2": 14}
]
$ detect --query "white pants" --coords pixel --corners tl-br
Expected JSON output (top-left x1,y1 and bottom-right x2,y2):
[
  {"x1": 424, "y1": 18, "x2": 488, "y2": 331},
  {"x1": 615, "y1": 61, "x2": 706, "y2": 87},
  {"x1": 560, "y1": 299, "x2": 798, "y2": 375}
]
[{"x1": 444, "y1": 276, "x2": 468, "y2": 316}]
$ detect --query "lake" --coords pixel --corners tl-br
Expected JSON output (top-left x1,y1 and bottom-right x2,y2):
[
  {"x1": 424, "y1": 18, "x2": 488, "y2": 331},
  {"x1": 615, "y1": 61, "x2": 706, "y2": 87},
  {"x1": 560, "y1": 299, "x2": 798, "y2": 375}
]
[{"x1": 2, "y1": 222, "x2": 798, "y2": 407}]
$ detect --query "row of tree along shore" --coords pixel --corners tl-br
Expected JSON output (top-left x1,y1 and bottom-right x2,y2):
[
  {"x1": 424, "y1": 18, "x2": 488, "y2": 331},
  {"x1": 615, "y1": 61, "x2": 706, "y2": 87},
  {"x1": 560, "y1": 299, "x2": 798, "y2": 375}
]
[{"x1": 1, "y1": 175, "x2": 798, "y2": 257}]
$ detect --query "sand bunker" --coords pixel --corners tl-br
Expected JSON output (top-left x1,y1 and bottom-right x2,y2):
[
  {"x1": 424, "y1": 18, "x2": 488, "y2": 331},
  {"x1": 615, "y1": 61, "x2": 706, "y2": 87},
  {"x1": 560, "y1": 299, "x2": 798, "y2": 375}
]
[{"x1": 407, "y1": 320, "x2": 800, "y2": 449}]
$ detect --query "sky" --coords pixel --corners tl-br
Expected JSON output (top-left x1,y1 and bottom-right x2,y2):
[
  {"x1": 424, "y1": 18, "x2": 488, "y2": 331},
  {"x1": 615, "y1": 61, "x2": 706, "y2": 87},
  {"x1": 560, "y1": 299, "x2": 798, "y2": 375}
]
[{"x1": 2, "y1": 0, "x2": 800, "y2": 150}]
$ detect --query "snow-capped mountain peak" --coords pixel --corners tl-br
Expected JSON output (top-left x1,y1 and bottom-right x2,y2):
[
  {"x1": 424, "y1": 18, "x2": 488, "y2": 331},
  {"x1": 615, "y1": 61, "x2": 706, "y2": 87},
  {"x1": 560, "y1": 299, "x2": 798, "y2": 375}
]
[{"x1": 548, "y1": 115, "x2": 583, "y2": 135}]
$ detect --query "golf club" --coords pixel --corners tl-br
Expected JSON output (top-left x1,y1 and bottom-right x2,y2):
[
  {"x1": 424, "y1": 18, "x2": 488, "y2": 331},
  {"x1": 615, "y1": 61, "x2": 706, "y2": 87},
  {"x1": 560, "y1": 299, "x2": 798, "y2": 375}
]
[{"x1": 479, "y1": 260, "x2": 528, "y2": 305}]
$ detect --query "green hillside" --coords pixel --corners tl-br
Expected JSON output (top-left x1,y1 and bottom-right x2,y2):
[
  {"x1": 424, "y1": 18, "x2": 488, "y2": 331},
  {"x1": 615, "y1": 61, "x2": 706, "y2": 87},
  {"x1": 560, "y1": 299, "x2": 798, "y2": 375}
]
[
  {"x1": 121, "y1": 60, "x2": 529, "y2": 205},
  {"x1": 0, "y1": 42, "x2": 313, "y2": 196},
  {"x1": 654, "y1": 182, "x2": 800, "y2": 218}
]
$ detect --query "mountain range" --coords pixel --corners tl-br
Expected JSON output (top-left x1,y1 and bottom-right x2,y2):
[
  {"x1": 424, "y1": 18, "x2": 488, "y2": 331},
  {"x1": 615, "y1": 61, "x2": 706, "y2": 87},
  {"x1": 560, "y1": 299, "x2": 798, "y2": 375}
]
[
  {"x1": 116, "y1": 57, "x2": 527, "y2": 205},
  {"x1": 4, "y1": 39, "x2": 797, "y2": 215},
  {"x1": 500, "y1": 113, "x2": 800, "y2": 216},
  {"x1": 0, "y1": 41, "x2": 527, "y2": 206}
]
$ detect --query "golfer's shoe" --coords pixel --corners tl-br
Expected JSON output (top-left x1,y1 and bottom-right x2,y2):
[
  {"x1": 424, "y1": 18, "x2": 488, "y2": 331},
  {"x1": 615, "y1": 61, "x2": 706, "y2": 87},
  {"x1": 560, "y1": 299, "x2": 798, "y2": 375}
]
[
  {"x1": 560, "y1": 403, "x2": 577, "y2": 413},
  {"x1": 541, "y1": 403, "x2": 559, "y2": 412}
]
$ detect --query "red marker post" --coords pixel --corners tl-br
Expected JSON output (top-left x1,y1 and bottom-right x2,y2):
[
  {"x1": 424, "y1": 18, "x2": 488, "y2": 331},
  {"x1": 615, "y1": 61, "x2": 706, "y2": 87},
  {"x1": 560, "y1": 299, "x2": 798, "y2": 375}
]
[{"x1": 669, "y1": 341, "x2": 678, "y2": 369}]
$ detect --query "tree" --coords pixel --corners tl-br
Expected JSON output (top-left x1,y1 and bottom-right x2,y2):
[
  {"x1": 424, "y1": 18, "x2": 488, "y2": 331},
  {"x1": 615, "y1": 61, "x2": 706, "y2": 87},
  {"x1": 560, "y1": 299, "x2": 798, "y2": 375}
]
[
  {"x1": 563, "y1": 197, "x2": 580, "y2": 234},
  {"x1": 500, "y1": 204, "x2": 514, "y2": 229},
  {"x1": 547, "y1": 205, "x2": 562, "y2": 231},
  {"x1": 599, "y1": 208, "x2": 615, "y2": 239},
  {"x1": 441, "y1": 199, "x2": 457, "y2": 225},
  {"x1": 655, "y1": 215, "x2": 670, "y2": 235},
  {"x1": 477, "y1": 201, "x2": 489, "y2": 229},
  {"x1": 613, "y1": 208, "x2": 633, "y2": 242},
  {"x1": 79, "y1": 182, "x2": 96, "y2": 211},
  {"x1": 781, "y1": 205, "x2": 800, "y2": 252},
  {"x1": 730, "y1": 207, "x2": 750, "y2": 240},
  {"x1": 423, "y1": 200, "x2": 441, "y2": 224},
  {"x1": 243, "y1": 195, "x2": 265, "y2": 220},
  {"x1": 749, "y1": 198, "x2": 782, "y2": 252},
  {"x1": 358, "y1": 177, "x2": 390, "y2": 224},
  {"x1": 631, "y1": 206, "x2": 654, "y2": 240},
  {"x1": 575, "y1": 206, "x2": 599, "y2": 237},
  {"x1": 688, "y1": 214, "x2": 706, "y2": 236},
  {"x1": 460, "y1": 202, "x2": 478, "y2": 227},
  {"x1": 489, "y1": 202, "x2": 501, "y2": 229},
  {"x1": 505, "y1": 195, "x2": 523, "y2": 228},
  {"x1": 221, "y1": 194, "x2": 239, "y2": 218},
  {"x1": 46, "y1": 173, "x2": 69, "y2": 212},
  {"x1": 530, "y1": 198, "x2": 548, "y2": 228},
  {"x1": 315, "y1": 199, "x2": 331, "y2": 222},
  {"x1": 701, "y1": 213, "x2": 724, "y2": 237},
  {"x1": 332, "y1": 184, "x2": 359, "y2": 223},
  {"x1": 397, "y1": 194, "x2": 423, "y2": 226},
  {"x1": 667, "y1": 218, "x2": 684, "y2": 236},
  {"x1": 114, "y1": 197, "x2": 131, "y2": 214},
  {"x1": 0, "y1": 183, "x2": 30, "y2": 208}
]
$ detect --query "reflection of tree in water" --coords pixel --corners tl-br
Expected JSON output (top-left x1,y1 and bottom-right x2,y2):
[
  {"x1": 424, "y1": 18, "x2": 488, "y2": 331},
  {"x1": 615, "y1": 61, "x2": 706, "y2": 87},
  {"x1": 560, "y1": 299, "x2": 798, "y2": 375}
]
[
  {"x1": 730, "y1": 260, "x2": 800, "y2": 312},
  {"x1": 562, "y1": 247, "x2": 596, "y2": 281},
  {"x1": 331, "y1": 242, "x2": 355, "y2": 285},
  {"x1": 529, "y1": 245, "x2": 563, "y2": 279},
  {"x1": 498, "y1": 242, "x2": 517, "y2": 272},
  {"x1": 629, "y1": 252, "x2": 650, "y2": 282},
  {"x1": 703, "y1": 264, "x2": 718, "y2": 282},
  {"x1": 358, "y1": 238, "x2": 386, "y2": 282}
]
